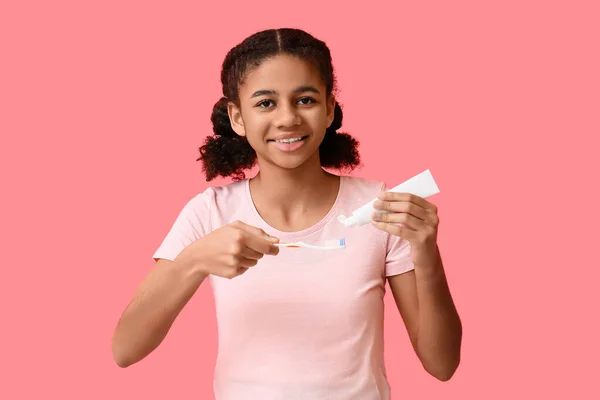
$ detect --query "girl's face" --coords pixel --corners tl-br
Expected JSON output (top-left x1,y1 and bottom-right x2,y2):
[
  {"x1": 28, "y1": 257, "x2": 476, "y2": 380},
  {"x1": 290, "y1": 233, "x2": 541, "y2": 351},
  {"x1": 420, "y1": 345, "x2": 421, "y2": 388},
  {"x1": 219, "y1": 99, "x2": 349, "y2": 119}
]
[{"x1": 228, "y1": 54, "x2": 335, "y2": 172}]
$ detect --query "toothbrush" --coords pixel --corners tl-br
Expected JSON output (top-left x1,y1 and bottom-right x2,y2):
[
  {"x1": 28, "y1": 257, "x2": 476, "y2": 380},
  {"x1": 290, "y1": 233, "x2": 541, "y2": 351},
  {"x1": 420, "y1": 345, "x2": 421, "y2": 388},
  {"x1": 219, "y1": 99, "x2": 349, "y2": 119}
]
[{"x1": 275, "y1": 238, "x2": 346, "y2": 250}]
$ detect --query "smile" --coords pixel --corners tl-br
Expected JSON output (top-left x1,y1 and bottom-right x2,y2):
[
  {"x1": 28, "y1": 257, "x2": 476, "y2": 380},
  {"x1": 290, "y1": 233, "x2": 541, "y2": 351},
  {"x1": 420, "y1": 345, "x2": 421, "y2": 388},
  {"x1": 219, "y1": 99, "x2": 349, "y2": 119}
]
[
  {"x1": 268, "y1": 136, "x2": 308, "y2": 143},
  {"x1": 268, "y1": 136, "x2": 309, "y2": 152}
]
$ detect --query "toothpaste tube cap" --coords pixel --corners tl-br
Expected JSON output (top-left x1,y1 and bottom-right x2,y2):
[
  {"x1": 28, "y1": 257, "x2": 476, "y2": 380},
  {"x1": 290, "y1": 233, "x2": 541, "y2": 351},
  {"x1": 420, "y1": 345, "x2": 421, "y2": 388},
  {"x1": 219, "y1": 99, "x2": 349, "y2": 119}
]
[{"x1": 337, "y1": 215, "x2": 360, "y2": 227}]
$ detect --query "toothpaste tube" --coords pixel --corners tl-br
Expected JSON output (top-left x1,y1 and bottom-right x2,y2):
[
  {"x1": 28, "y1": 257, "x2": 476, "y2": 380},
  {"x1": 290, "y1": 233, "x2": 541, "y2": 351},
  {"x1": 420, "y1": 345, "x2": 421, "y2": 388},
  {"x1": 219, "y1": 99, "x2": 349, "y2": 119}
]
[{"x1": 338, "y1": 169, "x2": 441, "y2": 227}]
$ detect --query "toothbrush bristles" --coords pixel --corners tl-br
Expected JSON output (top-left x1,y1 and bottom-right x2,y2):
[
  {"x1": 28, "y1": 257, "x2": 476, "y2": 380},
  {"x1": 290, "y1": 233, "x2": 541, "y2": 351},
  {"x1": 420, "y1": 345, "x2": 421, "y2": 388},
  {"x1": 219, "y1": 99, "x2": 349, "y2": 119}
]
[{"x1": 326, "y1": 238, "x2": 345, "y2": 248}]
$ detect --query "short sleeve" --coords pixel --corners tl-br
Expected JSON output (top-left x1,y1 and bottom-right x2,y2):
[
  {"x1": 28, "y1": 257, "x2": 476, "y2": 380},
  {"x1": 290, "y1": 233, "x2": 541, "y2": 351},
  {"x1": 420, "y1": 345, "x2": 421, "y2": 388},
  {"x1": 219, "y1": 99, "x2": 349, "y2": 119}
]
[
  {"x1": 385, "y1": 234, "x2": 415, "y2": 277},
  {"x1": 379, "y1": 181, "x2": 415, "y2": 277},
  {"x1": 152, "y1": 188, "x2": 215, "y2": 261}
]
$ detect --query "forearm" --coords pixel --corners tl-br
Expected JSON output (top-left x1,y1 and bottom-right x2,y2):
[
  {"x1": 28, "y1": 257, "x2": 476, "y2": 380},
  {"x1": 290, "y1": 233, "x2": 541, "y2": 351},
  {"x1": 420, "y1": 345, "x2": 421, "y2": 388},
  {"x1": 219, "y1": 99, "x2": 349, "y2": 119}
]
[
  {"x1": 111, "y1": 251, "x2": 207, "y2": 367},
  {"x1": 414, "y1": 254, "x2": 462, "y2": 380}
]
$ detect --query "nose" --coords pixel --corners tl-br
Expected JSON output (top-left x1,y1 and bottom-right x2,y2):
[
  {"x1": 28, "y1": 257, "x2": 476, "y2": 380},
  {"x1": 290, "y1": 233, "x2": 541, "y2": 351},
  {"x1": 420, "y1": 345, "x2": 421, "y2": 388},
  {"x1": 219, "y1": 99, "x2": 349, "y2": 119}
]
[{"x1": 274, "y1": 103, "x2": 301, "y2": 128}]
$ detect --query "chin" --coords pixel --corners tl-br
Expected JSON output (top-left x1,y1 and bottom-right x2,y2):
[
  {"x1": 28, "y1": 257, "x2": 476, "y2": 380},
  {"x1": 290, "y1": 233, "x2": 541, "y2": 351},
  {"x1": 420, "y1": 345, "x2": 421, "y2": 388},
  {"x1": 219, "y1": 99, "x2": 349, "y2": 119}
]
[
  {"x1": 270, "y1": 156, "x2": 312, "y2": 170},
  {"x1": 256, "y1": 142, "x2": 323, "y2": 171}
]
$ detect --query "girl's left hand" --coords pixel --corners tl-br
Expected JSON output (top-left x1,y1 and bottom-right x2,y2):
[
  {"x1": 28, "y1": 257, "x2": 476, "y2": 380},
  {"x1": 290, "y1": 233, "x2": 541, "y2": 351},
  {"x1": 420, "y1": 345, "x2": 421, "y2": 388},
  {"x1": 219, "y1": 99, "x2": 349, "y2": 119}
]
[{"x1": 371, "y1": 192, "x2": 441, "y2": 268}]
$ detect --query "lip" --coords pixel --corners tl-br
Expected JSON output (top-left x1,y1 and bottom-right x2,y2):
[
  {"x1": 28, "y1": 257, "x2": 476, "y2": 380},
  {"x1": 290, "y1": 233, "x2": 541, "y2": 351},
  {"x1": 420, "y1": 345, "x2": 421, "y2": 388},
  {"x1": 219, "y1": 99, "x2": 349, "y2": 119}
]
[
  {"x1": 267, "y1": 133, "x2": 309, "y2": 142},
  {"x1": 269, "y1": 137, "x2": 307, "y2": 152}
]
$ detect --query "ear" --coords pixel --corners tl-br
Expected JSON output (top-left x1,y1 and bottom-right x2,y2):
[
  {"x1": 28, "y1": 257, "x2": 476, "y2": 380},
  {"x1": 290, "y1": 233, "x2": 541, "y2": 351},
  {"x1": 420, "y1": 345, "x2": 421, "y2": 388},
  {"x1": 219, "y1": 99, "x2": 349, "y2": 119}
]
[
  {"x1": 326, "y1": 95, "x2": 336, "y2": 128},
  {"x1": 227, "y1": 102, "x2": 246, "y2": 137}
]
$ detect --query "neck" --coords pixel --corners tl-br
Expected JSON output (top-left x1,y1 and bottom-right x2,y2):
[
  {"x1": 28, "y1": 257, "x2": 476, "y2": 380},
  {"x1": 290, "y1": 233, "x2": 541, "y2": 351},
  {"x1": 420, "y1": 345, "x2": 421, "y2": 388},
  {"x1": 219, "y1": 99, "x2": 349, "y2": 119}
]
[{"x1": 249, "y1": 156, "x2": 340, "y2": 217}]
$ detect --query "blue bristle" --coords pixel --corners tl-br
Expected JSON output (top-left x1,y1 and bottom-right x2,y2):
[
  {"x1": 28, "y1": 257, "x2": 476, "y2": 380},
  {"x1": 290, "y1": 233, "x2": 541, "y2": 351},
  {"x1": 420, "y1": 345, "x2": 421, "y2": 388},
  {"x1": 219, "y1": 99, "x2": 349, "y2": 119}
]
[{"x1": 340, "y1": 238, "x2": 345, "y2": 246}]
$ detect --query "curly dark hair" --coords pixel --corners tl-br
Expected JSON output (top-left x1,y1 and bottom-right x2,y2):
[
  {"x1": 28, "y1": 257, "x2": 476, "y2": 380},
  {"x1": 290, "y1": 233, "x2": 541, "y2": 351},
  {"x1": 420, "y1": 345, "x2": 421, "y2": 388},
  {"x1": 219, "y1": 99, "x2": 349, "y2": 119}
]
[{"x1": 197, "y1": 28, "x2": 361, "y2": 181}]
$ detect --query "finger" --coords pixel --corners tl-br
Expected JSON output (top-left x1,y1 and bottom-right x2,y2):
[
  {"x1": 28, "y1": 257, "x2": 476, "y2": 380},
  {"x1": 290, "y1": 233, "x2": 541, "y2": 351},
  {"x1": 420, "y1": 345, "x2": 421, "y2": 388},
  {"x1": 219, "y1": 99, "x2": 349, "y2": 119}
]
[
  {"x1": 241, "y1": 231, "x2": 280, "y2": 256},
  {"x1": 371, "y1": 221, "x2": 417, "y2": 241},
  {"x1": 240, "y1": 246, "x2": 264, "y2": 261},
  {"x1": 372, "y1": 200, "x2": 428, "y2": 221},
  {"x1": 237, "y1": 257, "x2": 259, "y2": 268},
  {"x1": 221, "y1": 266, "x2": 249, "y2": 279},
  {"x1": 377, "y1": 192, "x2": 437, "y2": 211},
  {"x1": 225, "y1": 254, "x2": 258, "y2": 269},
  {"x1": 371, "y1": 211, "x2": 425, "y2": 230}
]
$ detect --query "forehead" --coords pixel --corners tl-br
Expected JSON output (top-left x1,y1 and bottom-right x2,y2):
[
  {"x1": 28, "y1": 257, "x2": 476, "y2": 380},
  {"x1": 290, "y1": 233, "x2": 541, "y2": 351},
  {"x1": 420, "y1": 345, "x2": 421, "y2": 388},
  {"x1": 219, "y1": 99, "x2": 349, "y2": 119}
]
[{"x1": 240, "y1": 54, "x2": 324, "y2": 94}]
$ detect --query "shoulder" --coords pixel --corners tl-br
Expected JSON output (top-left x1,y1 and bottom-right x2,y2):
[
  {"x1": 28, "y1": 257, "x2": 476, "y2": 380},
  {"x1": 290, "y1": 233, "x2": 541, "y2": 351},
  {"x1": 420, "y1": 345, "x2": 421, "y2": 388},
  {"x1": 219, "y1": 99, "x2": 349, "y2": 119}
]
[
  {"x1": 340, "y1": 175, "x2": 386, "y2": 204},
  {"x1": 165, "y1": 179, "x2": 248, "y2": 235},
  {"x1": 210, "y1": 179, "x2": 248, "y2": 200},
  {"x1": 184, "y1": 179, "x2": 248, "y2": 211},
  {"x1": 341, "y1": 175, "x2": 385, "y2": 192}
]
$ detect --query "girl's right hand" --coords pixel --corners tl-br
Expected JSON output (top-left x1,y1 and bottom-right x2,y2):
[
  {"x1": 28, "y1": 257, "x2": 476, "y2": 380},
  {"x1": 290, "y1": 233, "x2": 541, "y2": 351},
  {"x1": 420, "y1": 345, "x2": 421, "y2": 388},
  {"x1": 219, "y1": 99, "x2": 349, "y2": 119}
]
[{"x1": 180, "y1": 220, "x2": 280, "y2": 279}]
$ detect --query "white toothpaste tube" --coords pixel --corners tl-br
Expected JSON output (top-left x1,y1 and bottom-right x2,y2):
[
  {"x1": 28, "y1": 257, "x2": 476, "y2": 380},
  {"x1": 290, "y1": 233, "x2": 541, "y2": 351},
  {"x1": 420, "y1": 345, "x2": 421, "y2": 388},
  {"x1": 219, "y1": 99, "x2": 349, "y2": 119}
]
[{"x1": 338, "y1": 169, "x2": 441, "y2": 227}]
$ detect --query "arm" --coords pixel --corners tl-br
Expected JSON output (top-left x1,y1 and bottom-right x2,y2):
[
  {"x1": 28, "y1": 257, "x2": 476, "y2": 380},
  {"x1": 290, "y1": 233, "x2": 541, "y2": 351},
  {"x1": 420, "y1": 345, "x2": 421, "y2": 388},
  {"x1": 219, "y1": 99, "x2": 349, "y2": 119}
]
[
  {"x1": 111, "y1": 250, "x2": 206, "y2": 368},
  {"x1": 388, "y1": 251, "x2": 462, "y2": 381},
  {"x1": 372, "y1": 191, "x2": 462, "y2": 381},
  {"x1": 111, "y1": 221, "x2": 280, "y2": 368}
]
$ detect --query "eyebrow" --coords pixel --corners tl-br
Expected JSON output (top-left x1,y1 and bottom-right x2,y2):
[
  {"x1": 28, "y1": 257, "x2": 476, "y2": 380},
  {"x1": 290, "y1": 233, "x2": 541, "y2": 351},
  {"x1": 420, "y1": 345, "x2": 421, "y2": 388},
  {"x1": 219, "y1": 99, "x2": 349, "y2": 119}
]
[{"x1": 250, "y1": 86, "x2": 320, "y2": 98}]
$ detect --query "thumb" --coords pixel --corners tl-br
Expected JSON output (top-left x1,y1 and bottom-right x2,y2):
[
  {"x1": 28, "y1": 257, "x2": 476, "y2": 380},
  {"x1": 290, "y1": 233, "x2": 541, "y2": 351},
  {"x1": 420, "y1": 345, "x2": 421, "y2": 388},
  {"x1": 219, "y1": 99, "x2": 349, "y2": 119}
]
[
  {"x1": 258, "y1": 230, "x2": 279, "y2": 244},
  {"x1": 266, "y1": 235, "x2": 280, "y2": 243},
  {"x1": 257, "y1": 229, "x2": 279, "y2": 243}
]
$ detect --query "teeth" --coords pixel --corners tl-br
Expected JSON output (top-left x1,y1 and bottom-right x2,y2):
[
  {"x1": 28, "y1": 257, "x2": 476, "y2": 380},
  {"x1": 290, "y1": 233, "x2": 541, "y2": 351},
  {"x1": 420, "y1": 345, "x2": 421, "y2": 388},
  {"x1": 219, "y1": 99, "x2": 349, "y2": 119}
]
[{"x1": 275, "y1": 137, "x2": 303, "y2": 143}]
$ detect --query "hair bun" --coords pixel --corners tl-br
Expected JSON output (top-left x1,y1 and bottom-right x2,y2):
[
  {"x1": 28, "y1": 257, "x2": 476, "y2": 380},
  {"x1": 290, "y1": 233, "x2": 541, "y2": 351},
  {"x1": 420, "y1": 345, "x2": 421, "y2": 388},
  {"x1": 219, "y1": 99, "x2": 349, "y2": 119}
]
[{"x1": 211, "y1": 97, "x2": 237, "y2": 137}]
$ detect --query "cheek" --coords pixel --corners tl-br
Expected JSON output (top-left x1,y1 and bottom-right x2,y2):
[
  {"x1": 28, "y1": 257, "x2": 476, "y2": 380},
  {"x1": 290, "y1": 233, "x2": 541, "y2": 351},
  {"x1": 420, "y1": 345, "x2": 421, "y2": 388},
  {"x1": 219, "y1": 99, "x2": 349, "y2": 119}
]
[
  {"x1": 241, "y1": 115, "x2": 269, "y2": 144},
  {"x1": 306, "y1": 108, "x2": 329, "y2": 133}
]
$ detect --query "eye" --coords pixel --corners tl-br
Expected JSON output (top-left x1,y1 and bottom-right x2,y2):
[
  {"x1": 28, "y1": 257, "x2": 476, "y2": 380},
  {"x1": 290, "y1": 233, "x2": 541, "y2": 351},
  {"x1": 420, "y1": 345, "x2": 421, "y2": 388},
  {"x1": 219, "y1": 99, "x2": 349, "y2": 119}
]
[
  {"x1": 297, "y1": 97, "x2": 316, "y2": 105},
  {"x1": 256, "y1": 99, "x2": 275, "y2": 108}
]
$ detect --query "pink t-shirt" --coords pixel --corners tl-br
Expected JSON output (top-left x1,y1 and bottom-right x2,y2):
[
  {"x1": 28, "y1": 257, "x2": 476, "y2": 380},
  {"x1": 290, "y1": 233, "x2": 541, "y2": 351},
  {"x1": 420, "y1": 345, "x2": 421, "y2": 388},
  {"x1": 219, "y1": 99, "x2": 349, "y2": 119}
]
[{"x1": 153, "y1": 175, "x2": 414, "y2": 400}]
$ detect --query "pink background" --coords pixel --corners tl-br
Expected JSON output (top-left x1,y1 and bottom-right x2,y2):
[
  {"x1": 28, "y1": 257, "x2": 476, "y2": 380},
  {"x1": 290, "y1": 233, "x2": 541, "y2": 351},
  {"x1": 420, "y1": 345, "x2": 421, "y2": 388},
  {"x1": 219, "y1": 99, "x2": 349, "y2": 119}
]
[{"x1": 1, "y1": 0, "x2": 599, "y2": 398}]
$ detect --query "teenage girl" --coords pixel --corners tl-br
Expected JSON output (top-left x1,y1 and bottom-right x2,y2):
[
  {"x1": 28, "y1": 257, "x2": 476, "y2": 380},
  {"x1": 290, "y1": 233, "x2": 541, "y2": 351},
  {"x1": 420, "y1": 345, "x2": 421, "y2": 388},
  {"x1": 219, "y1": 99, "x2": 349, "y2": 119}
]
[{"x1": 112, "y1": 28, "x2": 462, "y2": 400}]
